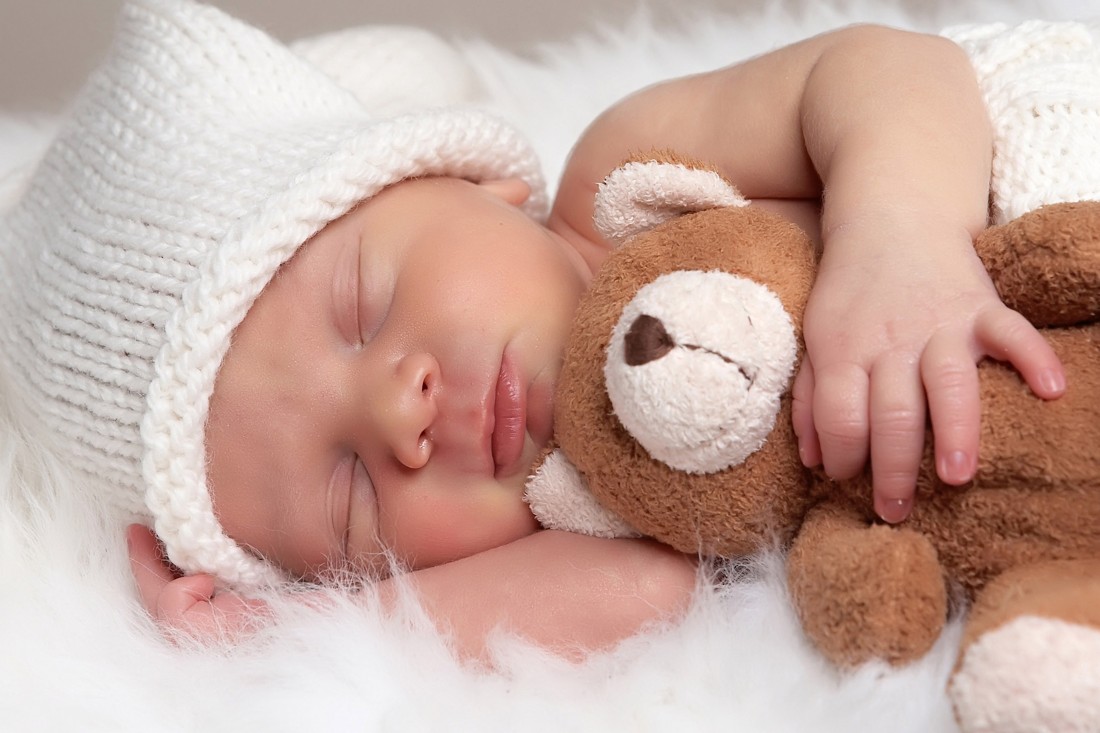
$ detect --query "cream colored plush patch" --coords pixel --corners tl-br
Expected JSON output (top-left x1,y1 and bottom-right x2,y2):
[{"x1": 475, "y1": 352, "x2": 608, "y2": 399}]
[
  {"x1": 605, "y1": 270, "x2": 797, "y2": 474},
  {"x1": 951, "y1": 615, "x2": 1100, "y2": 733}
]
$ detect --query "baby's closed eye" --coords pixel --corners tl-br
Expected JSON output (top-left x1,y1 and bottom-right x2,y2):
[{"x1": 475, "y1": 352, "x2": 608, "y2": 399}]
[{"x1": 342, "y1": 454, "x2": 379, "y2": 567}]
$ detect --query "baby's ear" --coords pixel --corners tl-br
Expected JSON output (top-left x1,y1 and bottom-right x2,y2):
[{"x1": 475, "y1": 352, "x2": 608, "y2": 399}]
[{"x1": 478, "y1": 177, "x2": 531, "y2": 207}]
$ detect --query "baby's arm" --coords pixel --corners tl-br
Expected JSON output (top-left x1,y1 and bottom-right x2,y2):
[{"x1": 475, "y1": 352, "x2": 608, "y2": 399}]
[
  {"x1": 127, "y1": 525, "x2": 696, "y2": 660},
  {"x1": 552, "y1": 25, "x2": 1065, "y2": 522},
  {"x1": 390, "y1": 530, "x2": 696, "y2": 659},
  {"x1": 789, "y1": 28, "x2": 1062, "y2": 522}
]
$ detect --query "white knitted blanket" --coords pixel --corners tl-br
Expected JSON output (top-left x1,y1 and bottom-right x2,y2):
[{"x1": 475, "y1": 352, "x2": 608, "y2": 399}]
[{"x1": 0, "y1": 1, "x2": 1091, "y2": 730}]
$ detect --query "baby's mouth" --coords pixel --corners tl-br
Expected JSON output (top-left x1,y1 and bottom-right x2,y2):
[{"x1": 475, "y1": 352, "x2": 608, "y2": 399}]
[{"x1": 491, "y1": 352, "x2": 527, "y2": 477}]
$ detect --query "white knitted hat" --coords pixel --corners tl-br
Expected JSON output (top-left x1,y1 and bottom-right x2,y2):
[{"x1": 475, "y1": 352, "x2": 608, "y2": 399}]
[{"x1": 0, "y1": 0, "x2": 546, "y2": 589}]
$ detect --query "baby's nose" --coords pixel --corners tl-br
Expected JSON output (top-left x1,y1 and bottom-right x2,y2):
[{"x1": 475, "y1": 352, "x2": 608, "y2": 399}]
[{"x1": 383, "y1": 352, "x2": 439, "y2": 469}]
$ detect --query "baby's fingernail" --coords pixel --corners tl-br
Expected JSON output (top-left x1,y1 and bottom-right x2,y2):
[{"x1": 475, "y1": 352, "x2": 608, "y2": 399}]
[
  {"x1": 939, "y1": 450, "x2": 972, "y2": 484},
  {"x1": 797, "y1": 440, "x2": 821, "y2": 469},
  {"x1": 876, "y1": 497, "x2": 912, "y2": 524},
  {"x1": 1039, "y1": 369, "x2": 1065, "y2": 395}
]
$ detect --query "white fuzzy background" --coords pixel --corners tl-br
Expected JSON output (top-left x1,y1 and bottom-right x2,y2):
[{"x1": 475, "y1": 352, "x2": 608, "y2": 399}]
[{"x1": 0, "y1": 1, "x2": 1095, "y2": 730}]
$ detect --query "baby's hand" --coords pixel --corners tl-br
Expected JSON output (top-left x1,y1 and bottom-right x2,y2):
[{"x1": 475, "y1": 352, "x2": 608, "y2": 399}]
[
  {"x1": 790, "y1": 223, "x2": 1066, "y2": 523},
  {"x1": 126, "y1": 524, "x2": 268, "y2": 640}
]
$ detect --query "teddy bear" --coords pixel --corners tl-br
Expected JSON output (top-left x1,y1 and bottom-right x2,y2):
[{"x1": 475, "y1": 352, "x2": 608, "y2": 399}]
[{"x1": 523, "y1": 151, "x2": 1100, "y2": 732}]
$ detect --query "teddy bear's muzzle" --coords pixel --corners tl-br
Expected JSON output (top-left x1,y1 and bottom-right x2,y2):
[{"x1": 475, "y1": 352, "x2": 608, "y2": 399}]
[{"x1": 605, "y1": 270, "x2": 799, "y2": 474}]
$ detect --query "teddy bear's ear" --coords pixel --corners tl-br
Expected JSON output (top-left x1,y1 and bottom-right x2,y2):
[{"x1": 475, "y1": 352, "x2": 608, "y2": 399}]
[{"x1": 594, "y1": 152, "x2": 749, "y2": 245}]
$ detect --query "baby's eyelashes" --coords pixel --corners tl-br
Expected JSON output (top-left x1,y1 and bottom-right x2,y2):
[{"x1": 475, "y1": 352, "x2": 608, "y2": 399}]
[
  {"x1": 342, "y1": 456, "x2": 357, "y2": 559},
  {"x1": 356, "y1": 268, "x2": 394, "y2": 346},
  {"x1": 333, "y1": 236, "x2": 365, "y2": 347},
  {"x1": 352, "y1": 241, "x2": 367, "y2": 346},
  {"x1": 343, "y1": 454, "x2": 378, "y2": 565}
]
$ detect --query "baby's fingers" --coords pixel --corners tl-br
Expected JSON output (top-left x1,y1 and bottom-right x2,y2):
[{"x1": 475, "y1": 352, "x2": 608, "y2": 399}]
[
  {"x1": 158, "y1": 576, "x2": 268, "y2": 641},
  {"x1": 156, "y1": 575, "x2": 218, "y2": 624},
  {"x1": 975, "y1": 307, "x2": 1066, "y2": 398},
  {"x1": 791, "y1": 360, "x2": 822, "y2": 467},
  {"x1": 155, "y1": 574, "x2": 267, "y2": 640},
  {"x1": 812, "y1": 362, "x2": 870, "y2": 480},
  {"x1": 920, "y1": 332, "x2": 980, "y2": 485},
  {"x1": 127, "y1": 526, "x2": 227, "y2": 630},
  {"x1": 869, "y1": 352, "x2": 926, "y2": 523},
  {"x1": 127, "y1": 524, "x2": 263, "y2": 637},
  {"x1": 127, "y1": 524, "x2": 218, "y2": 621}
]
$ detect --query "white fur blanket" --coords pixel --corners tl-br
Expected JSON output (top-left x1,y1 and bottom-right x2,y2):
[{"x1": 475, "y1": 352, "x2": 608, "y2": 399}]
[{"x1": 0, "y1": 2, "x2": 1090, "y2": 730}]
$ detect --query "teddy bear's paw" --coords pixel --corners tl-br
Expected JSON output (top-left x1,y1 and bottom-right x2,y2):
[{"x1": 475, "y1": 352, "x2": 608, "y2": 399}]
[
  {"x1": 788, "y1": 509, "x2": 948, "y2": 668},
  {"x1": 604, "y1": 269, "x2": 798, "y2": 474},
  {"x1": 951, "y1": 615, "x2": 1100, "y2": 733},
  {"x1": 525, "y1": 448, "x2": 641, "y2": 538},
  {"x1": 977, "y1": 200, "x2": 1100, "y2": 326}
]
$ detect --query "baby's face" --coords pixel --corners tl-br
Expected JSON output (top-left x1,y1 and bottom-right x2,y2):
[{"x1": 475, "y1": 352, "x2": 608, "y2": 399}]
[{"x1": 205, "y1": 177, "x2": 590, "y2": 580}]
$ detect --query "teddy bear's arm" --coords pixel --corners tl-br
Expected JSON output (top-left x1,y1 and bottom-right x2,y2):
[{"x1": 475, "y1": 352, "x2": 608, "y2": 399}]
[
  {"x1": 786, "y1": 502, "x2": 948, "y2": 667},
  {"x1": 525, "y1": 448, "x2": 641, "y2": 539},
  {"x1": 975, "y1": 201, "x2": 1100, "y2": 327}
]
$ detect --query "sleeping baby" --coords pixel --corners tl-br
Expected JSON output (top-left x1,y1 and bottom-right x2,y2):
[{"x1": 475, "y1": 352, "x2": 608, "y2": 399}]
[{"x1": 0, "y1": 0, "x2": 1069, "y2": 658}]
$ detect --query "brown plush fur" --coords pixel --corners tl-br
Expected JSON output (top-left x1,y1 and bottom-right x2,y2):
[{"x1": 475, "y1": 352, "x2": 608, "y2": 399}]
[
  {"x1": 552, "y1": 187, "x2": 1100, "y2": 670},
  {"x1": 556, "y1": 205, "x2": 816, "y2": 556}
]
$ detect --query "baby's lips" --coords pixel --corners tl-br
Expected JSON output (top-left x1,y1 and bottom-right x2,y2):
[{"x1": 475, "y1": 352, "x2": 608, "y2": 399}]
[{"x1": 491, "y1": 352, "x2": 527, "y2": 476}]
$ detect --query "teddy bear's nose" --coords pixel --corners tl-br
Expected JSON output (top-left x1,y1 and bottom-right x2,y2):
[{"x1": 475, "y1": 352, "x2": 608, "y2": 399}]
[{"x1": 624, "y1": 314, "x2": 675, "y2": 366}]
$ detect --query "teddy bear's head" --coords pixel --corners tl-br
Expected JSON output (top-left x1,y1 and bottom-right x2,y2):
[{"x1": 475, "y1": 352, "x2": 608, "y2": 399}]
[{"x1": 544, "y1": 157, "x2": 818, "y2": 556}]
